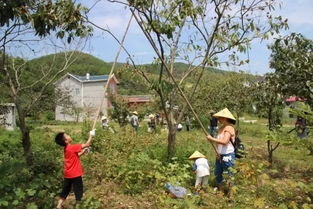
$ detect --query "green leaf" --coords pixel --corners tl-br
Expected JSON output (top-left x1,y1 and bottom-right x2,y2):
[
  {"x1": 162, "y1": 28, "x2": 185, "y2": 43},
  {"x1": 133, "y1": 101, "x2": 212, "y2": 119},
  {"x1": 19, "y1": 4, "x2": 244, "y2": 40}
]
[
  {"x1": 26, "y1": 189, "x2": 36, "y2": 196},
  {"x1": 12, "y1": 200, "x2": 19, "y2": 206},
  {"x1": 0, "y1": 200, "x2": 9, "y2": 206},
  {"x1": 278, "y1": 203, "x2": 288, "y2": 209},
  {"x1": 26, "y1": 203, "x2": 38, "y2": 209}
]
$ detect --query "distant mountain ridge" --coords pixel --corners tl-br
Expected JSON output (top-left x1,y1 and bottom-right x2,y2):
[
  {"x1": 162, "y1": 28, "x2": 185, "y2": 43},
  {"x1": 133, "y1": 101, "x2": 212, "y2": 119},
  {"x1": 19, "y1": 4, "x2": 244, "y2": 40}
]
[
  {"x1": 30, "y1": 51, "x2": 227, "y2": 76},
  {"x1": 29, "y1": 51, "x2": 239, "y2": 95}
]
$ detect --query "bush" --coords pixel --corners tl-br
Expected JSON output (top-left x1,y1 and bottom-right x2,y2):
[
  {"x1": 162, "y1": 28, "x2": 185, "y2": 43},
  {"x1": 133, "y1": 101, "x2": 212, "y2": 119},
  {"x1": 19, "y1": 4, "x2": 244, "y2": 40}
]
[
  {"x1": 0, "y1": 128, "x2": 62, "y2": 209},
  {"x1": 117, "y1": 148, "x2": 193, "y2": 195}
]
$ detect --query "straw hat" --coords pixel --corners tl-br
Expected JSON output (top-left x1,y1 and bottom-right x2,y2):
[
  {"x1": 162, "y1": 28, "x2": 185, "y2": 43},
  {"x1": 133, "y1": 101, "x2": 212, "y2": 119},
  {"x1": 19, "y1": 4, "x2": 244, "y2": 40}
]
[
  {"x1": 101, "y1": 116, "x2": 107, "y2": 120},
  {"x1": 149, "y1": 114, "x2": 154, "y2": 118},
  {"x1": 213, "y1": 108, "x2": 236, "y2": 122},
  {"x1": 188, "y1": 151, "x2": 206, "y2": 160},
  {"x1": 133, "y1": 111, "x2": 138, "y2": 115},
  {"x1": 209, "y1": 109, "x2": 215, "y2": 114}
]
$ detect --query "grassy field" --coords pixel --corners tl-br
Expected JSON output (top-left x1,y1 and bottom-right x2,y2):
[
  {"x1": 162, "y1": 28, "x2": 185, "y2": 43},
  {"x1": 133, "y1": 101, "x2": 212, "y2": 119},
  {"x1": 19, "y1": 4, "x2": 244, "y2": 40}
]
[{"x1": 0, "y1": 117, "x2": 312, "y2": 209}]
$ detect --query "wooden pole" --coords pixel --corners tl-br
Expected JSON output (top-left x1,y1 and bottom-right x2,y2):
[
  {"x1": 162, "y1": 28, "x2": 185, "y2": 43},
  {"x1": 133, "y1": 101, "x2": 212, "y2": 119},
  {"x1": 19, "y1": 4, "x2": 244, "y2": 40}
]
[{"x1": 91, "y1": 14, "x2": 133, "y2": 130}]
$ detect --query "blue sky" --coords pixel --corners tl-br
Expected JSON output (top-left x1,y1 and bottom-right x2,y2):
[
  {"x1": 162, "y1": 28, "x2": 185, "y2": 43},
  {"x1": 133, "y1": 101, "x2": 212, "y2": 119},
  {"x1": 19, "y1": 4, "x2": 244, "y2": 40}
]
[{"x1": 62, "y1": 1, "x2": 313, "y2": 75}]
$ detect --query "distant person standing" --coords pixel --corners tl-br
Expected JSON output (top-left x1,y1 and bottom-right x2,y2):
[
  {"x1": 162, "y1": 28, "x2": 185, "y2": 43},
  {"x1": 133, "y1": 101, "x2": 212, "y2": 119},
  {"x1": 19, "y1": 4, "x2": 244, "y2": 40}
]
[
  {"x1": 185, "y1": 115, "x2": 190, "y2": 132},
  {"x1": 101, "y1": 116, "x2": 109, "y2": 129},
  {"x1": 148, "y1": 114, "x2": 156, "y2": 133},
  {"x1": 155, "y1": 113, "x2": 160, "y2": 125},
  {"x1": 209, "y1": 111, "x2": 218, "y2": 137},
  {"x1": 295, "y1": 116, "x2": 308, "y2": 139},
  {"x1": 101, "y1": 116, "x2": 115, "y2": 133},
  {"x1": 130, "y1": 111, "x2": 139, "y2": 132},
  {"x1": 177, "y1": 123, "x2": 183, "y2": 132}
]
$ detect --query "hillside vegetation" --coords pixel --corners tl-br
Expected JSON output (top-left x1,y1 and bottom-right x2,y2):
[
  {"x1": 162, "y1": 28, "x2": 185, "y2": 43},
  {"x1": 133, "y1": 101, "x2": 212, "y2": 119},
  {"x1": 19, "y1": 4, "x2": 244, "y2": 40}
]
[
  {"x1": 28, "y1": 51, "x2": 237, "y2": 95},
  {"x1": 28, "y1": 52, "x2": 112, "y2": 76}
]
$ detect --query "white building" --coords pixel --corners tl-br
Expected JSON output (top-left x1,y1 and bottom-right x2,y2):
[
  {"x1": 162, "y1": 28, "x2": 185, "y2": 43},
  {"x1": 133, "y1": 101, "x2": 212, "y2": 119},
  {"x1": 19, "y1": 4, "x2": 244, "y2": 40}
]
[
  {"x1": 0, "y1": 103, "x2": 17, "y2": 131},
  {"x1": 55, "y1": 73, "x2": 118, "y2": 121}
]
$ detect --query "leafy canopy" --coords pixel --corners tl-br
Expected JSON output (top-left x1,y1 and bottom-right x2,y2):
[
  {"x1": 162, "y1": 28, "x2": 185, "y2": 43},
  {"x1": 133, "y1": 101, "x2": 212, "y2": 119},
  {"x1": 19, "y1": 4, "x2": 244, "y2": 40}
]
[
  {"x1": 0, "y1": 0, "x2": 92, "y2": 42},
  {"x1": 269, "y1": 33, "x2": 313, "y2": 106}
]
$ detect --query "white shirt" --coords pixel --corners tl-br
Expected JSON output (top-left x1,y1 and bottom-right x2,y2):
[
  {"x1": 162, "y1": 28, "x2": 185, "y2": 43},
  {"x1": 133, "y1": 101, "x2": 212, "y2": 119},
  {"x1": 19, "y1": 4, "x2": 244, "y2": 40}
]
[
  {"x1": 194, "y1": 158, "x2": 210, "y2": 177},
  {"x1": 217, "y1": 132, "x2": 235, "y2": 154},
  {"x1": 130, "y1": 115, "x2": 138, "y2": 126}
]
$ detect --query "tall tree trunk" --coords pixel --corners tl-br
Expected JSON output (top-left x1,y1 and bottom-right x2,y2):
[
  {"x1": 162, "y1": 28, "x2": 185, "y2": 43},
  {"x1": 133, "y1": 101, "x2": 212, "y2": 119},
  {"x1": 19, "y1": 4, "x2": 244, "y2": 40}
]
[
  {"x1": 235, "y1": 112, "x2": 240, "y2": 131},
  {"x1": 167, "y1": 109, "x2": 176, "y2": 159},
  {"x1": 15, "y1": 100, "x2": 33, "y2": 166},
  {"x1": 267, "y1": 140, "x2": 273, "y2": 165},
  {"x1": 268, "y1": 108, "x2": 273, "y2": 131}
]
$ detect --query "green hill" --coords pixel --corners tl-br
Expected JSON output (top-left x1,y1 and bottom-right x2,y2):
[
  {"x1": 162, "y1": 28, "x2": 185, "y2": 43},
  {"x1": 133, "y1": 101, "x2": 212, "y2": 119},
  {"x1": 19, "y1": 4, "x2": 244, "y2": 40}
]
[
  {"x1": 29, "y1": 51, "x2": 244, "y2": 95},
  {"x1": 29, "y1": 51, "x2": 112, "y2": 76}
]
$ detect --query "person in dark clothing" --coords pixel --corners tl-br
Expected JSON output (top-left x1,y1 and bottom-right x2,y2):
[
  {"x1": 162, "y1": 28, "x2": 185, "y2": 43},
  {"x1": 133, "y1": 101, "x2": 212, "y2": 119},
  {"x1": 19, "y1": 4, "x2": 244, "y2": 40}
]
[
  {"x1": 209, "y1": 111, "x2": 218, "y2": 137},
  {"x1": 295, "y1": 116, "x2": 308, "y2": 139},
  {"x1": 185, "y1": 115, "x2": 190, "y2": 131}
]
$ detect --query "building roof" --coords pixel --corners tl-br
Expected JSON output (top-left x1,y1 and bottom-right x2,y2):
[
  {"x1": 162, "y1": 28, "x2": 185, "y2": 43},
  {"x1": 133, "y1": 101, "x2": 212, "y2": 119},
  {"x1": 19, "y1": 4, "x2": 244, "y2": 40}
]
[
  {"x1": 56, "y1": 73, "x2": 119, "y2": 84},
  {"x1": 123, "y1": 95, "x2": 153, "y2": 103},
  {"x1": 71, "y1": 74, "x2": 109, "y2": 82}
]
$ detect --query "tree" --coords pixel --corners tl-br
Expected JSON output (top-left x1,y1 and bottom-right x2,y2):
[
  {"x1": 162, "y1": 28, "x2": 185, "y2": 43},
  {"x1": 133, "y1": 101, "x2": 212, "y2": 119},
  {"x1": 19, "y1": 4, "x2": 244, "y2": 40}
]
[
  {"x1": 252, "y1": 73, "x2": 285, "y2": 165},
  {"x1": 109, "y1": 95, "x2": 130, "y2": 127},
  {"x1": 252, "y1": 73, "x2": 284, "y2": 131},
  {"x1": 269, "y1": 33, "x2": 313, "y2": 107},
  {"x1": 107, "y1": 0, "x2": 288, "y2": 158},
  {"x1": 0, "y1": 0, "x2": 92, "y2": 166},
  {"x1": 194, "y1": 71, "x2": 255, "y2": 130},
  {"x1": 56, "y1": 88, "x2": 84, "y2": 122}
]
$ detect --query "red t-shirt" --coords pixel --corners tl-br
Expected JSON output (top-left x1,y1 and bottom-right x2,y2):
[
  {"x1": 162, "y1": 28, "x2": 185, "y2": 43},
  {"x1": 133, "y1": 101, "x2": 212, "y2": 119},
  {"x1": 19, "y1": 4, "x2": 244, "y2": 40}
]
[{"x1": 63, "y1": 144, "x2": 83, "y2": 178}]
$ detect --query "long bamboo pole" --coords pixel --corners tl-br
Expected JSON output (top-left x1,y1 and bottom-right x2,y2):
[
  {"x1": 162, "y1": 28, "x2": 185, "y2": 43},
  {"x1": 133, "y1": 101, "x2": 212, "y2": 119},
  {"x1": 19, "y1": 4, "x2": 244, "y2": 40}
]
[{"x1": 91, "y1": 14, "x2": 133, "y2": 130}]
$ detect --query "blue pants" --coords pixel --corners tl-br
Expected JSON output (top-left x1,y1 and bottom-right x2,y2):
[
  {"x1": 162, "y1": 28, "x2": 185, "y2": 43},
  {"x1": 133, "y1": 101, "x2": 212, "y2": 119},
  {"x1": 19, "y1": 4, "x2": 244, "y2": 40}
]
[{"x1": 214, "y1": 153, "x2": 235, "y2": 184}]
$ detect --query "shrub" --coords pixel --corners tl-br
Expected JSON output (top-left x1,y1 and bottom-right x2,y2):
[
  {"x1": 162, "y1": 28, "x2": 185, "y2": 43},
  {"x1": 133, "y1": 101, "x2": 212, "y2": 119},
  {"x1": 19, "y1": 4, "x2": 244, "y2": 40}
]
[{"x1": 117, "y1": 149, "x2": 193, "y2": 195}]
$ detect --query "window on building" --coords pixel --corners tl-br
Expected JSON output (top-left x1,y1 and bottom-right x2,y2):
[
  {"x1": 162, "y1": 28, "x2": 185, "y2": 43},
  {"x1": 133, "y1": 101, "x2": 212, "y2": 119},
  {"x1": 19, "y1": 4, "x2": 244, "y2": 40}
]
[{"x1": 75, "y1": 88, "x2": 80, "y2": 95}]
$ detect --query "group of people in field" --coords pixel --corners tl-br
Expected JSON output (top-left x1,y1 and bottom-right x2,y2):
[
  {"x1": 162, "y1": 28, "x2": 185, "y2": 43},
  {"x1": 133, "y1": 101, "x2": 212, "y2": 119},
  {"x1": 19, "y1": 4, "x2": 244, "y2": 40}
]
[
  {"x1": 53, "y1": 108, "x2": 238, "y2": 208},
  {"x1": 128, "y1": 110, "x2": 216, "y2": 134}
]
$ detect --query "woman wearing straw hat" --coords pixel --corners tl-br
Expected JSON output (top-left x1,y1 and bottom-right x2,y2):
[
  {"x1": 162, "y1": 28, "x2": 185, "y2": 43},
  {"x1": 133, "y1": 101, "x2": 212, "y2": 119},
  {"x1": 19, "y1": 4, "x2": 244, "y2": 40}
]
[
  {"x1": 206, "y1": 108, "x2": 236, "y2": 193},
  {"x1": 189, "y1": 151, "x2": 210, "y2": 190}
]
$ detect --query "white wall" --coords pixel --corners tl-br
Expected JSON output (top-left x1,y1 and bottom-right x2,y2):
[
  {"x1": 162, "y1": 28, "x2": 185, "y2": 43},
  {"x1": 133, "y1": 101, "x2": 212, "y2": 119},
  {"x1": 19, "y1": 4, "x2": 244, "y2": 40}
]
[
  {"x1": 0, "y1": 105, "x2": 16, "y2": 131},
  {"x1": 82, "y1": 81, "x2": 108, "y2": 118},
  {"x1": 55, "y1": 76, "x2": 83, "y2": 121},
  {"x1": 55, "y1": 75, "x2": 109, "y2": 121}
]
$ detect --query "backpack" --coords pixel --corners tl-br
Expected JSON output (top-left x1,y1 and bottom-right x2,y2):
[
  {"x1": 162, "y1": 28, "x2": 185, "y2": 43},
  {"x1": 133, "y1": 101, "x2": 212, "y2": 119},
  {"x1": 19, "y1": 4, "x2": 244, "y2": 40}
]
[{"x1": 230, "y1": 133, "x2": 245, "y2": 159}]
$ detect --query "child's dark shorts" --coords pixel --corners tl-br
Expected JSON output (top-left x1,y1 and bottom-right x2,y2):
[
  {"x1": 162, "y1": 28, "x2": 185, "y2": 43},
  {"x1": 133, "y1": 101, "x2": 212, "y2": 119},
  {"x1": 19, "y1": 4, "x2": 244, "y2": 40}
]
[{"x1": 60, "y1": 176, "x2": 83, "y2": 201}]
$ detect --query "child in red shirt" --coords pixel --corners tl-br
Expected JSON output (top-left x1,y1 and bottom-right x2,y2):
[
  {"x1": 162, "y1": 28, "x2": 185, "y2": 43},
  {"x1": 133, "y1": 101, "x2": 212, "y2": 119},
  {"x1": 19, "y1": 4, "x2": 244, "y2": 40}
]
[{"x1": 54, "y1": 130, "x2": 95, "y2": 209}]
